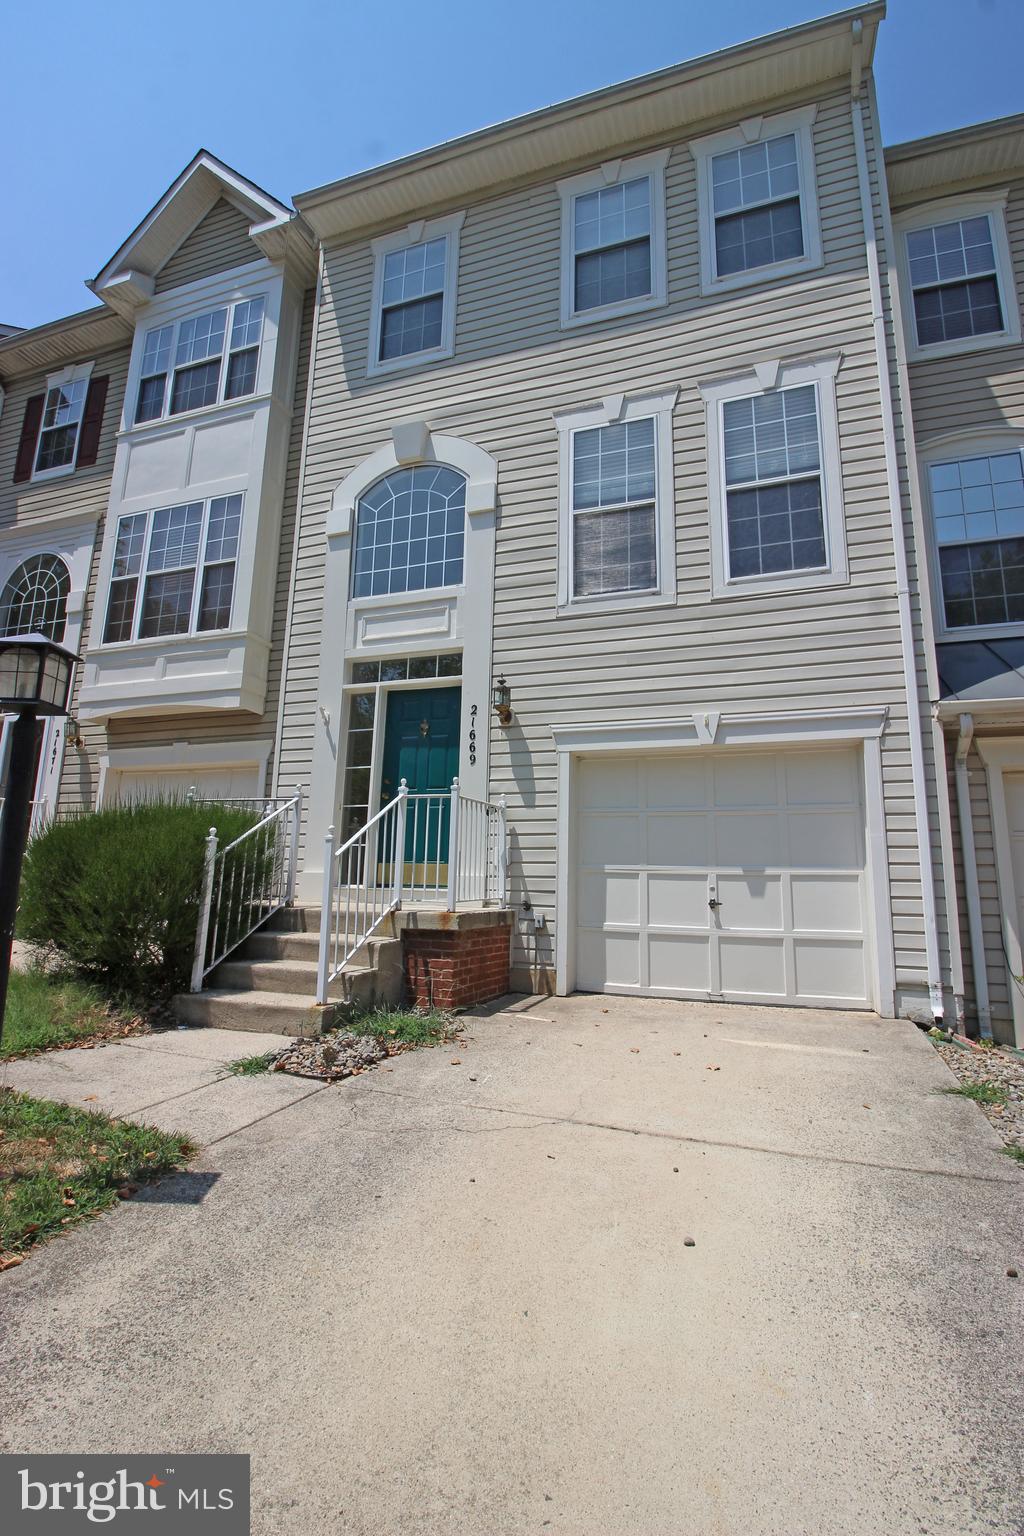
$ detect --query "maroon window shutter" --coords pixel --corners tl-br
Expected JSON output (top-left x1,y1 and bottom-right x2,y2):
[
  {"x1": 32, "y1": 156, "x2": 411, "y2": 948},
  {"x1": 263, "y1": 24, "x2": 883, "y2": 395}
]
[
  {"x1": 75, "y1": 375, "x2": 109, "y2": 468},
  {"x1": 13, "y1": 394, "x2": 44, "y2": 482}
]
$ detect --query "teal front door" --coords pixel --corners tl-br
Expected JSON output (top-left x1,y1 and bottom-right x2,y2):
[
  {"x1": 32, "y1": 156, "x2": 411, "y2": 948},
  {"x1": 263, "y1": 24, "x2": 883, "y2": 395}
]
[{"x1": 380, "y1": 686, "x2": 461, "y2": 880}]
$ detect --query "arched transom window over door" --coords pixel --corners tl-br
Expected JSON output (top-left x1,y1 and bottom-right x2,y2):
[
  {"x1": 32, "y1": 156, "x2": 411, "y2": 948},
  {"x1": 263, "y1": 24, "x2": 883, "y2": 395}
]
[
  {"x1": 0, "y1": 553, "x2": 71, "y2": 641},
  {"x1": 353, "y1": 466, "x2": 466, "y2": 598}
]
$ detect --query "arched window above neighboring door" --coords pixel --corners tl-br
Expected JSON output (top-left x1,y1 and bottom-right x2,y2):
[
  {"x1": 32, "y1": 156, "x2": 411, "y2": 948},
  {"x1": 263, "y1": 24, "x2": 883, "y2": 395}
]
[
  {"x1": 0, "y1": 553, "x2": 71, "y2": 642},
  {"x1": 352, "y1": 466, "x2": 466, "y2": 598}
]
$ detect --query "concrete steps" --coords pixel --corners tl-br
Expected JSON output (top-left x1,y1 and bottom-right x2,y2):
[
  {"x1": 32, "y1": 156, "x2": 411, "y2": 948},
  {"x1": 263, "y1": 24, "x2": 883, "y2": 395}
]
[{"x1": 170, "y1": 904, "x2": 405, "y2": 1036}]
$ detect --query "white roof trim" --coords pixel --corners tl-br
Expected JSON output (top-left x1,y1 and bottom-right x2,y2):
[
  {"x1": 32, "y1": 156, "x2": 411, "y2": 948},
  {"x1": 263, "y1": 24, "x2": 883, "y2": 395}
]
[{"x1": 89, "y1": 151, "x2": 292, "y2": 304}]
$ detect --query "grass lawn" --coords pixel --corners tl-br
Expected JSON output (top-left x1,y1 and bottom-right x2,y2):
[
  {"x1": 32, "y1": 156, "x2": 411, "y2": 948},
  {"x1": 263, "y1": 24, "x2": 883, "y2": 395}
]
[
  {"x1": 0, "y1": 1087, "x2": 193, "y2": 1266},
  {"x1": 1, "y1": 970, "x2": 147, "y2": 1060}
]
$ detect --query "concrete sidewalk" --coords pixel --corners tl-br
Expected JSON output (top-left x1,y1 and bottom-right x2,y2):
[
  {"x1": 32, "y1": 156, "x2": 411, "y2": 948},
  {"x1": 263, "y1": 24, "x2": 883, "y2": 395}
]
[
  {"x1": 2, "y1": 995, "x2": 1022, "y2": 1536},
  {"x1": 1, "y1": 1026, "x2": 312, "y2": 1144}
]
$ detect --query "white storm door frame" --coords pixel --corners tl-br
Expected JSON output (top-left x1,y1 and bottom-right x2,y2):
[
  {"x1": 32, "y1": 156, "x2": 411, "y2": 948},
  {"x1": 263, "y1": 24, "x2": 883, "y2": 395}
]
[
  {"x1": 551, "y1": 707, "x2": 893, "y2": 1014},
  {"x1": 973, "y1": 736, "x2": 1024, "y2": 1047}
]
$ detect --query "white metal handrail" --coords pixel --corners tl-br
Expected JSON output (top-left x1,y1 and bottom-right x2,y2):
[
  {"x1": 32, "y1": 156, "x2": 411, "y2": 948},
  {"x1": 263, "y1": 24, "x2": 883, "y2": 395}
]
[
  {"x1": 316, "y1": 784, "x2": 407, "y2": 1005},
  {"x1": 315, "y1": 778, "x2": 508, "y2": 1005},
  {"x1": 191, "y1": 789, "x2": 302, "y2": 991}
]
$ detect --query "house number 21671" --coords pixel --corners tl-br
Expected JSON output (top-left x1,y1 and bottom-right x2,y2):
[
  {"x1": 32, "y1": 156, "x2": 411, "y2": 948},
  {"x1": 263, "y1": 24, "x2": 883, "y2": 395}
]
[{"x1": 468, "y1": 704, "x2": 478, "y2": 766}]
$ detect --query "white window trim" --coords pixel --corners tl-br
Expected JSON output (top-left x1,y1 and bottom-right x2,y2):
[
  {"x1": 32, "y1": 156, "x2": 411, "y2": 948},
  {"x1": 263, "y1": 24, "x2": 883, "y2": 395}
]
[
  {"x1": 893, "y1": 191, "x2": 1022, "y2": 363},
  {"x1": 101, "y1": 494, "x2": 243, "y2": 648},
  {"x1": 366, "y1": 211, "x2": 465, "y2": 378},
  {"x1": 690, "y1": 105, "x2": 822, "y2": 297},
  {"x1": 121, "y1": 262, "x2": 277, "y2": 435},
  {"x1": 553, "y1": 387, "x2": 678, "y2": 616},
  {"x1": 32, "y1": 360, "x2": 94, "y2": 483},
  {"x1": 699, "y1": 352, "x2": 847, "y2": 600},
  {"x1": 918, "y1": 427, "x2": 1024, "y2": 642},
  {"x1": 557, "y1": 149, "x2": 670, "y2": 330}
]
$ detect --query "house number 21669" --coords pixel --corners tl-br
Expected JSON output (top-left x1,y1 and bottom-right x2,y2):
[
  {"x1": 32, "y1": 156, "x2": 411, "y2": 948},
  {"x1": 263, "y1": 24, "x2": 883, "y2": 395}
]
[{"x1": 468, "y1": 704, "x2": 478, "y2": 766}]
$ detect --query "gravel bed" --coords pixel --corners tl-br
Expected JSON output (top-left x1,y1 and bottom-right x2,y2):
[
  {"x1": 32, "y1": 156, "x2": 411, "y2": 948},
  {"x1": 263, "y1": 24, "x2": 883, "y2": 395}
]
[
  {"x1": 271, "y1": 1032, "x2": 390, "y2": 1081},
  {"x1": 932, "y1": 1035, "x2": 1024, "y2": 1154}
]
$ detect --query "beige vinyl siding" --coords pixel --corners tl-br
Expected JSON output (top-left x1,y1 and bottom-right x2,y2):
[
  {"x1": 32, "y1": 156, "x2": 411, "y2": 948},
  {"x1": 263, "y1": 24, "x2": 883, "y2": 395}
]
[
  {"x1": 902, "y1": 175, "x2": 1024, "y2": 443},
  {"x1": 0, "y1": 342, "x2": 129, "y2": 535},
  {"x1": 897, "y1": 172, "x2": 1024, "y2": 1024},
  {"x1": 153, "y1": 198, "x2": 262, "y2": 293},
  {"x1": 280, "y1": 82, "x2": 932, "y2": 999},
  {"x1": 0, "y1": 344, "x2": 131, "y2": 815},
  {"x1": 861, "y1": 84, "x2": 957, "y2": 998}
]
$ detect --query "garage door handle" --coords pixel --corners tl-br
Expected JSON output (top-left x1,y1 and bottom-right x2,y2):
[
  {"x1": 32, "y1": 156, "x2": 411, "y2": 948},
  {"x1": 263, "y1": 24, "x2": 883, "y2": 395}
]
[{"x1": 708, "y1": 898, "x2": 721, "y2": 910}]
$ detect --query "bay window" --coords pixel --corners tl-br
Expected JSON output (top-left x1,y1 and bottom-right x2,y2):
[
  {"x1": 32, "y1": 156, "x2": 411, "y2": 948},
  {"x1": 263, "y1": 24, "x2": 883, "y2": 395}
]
[
  {"x1": 103, "y1": 493, "x2": 243, "y2": 643},
  {"x1": 134, "y1": 297, "x2": 265, "y2": 423}
]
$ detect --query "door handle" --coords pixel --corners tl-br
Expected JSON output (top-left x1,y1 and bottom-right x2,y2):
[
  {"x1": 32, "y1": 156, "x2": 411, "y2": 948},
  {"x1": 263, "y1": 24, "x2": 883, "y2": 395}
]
[{"x1": 708, "y1": 898, "x2": 721, "y2": 910}]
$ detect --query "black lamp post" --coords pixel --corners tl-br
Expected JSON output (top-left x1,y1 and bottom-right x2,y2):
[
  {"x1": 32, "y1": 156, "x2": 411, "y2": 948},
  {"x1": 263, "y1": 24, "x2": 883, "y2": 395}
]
[{"x1": 0, "y1": 634, "x2": 79, "y2": 1042}]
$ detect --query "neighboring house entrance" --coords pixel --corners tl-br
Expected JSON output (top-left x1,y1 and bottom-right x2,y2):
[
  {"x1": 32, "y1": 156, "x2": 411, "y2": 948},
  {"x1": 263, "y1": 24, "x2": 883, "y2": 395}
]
[
  {"x1": 574, "y1": 746, "x2": 869, "y2": 1008},
  {"x1": 381, "y1": 685, "x2": 461, "y2": 881}
]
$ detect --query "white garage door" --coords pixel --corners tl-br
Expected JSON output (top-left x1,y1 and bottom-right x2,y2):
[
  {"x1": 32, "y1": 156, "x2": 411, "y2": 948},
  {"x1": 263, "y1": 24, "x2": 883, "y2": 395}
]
[
  {"x1": 575, "y1": 748, "x2": 869, "y2": 1008},
  {"x1": 106, "y1": 764, "x2": 262, "y2": 804}
]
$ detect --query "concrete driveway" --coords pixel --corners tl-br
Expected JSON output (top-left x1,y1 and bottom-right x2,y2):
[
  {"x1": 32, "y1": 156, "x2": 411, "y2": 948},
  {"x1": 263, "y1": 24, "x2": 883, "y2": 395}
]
[{"x1": 2, "y1": 995, "x2": 1022, "y2": 1536}]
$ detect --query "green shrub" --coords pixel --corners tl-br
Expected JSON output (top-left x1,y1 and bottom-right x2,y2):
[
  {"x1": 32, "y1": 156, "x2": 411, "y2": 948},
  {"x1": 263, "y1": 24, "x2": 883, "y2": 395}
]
[{"x1": 17, "y1": 801, "x2": 261, "y2": 1001}]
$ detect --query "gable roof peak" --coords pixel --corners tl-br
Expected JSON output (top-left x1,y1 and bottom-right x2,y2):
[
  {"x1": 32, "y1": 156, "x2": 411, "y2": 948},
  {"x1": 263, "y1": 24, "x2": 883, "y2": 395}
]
[{"x1": 88, "y1": 150, "x2": 296, "y2": 318}]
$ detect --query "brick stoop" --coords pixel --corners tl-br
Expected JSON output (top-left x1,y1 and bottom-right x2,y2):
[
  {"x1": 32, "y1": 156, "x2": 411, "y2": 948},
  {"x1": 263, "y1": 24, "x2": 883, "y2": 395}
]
[
  {"x1": 171, "y1": 905, "x2": 514, "y2": 1034},
  {"x1": 399, "y1": 910, "x2": 513, "y2": 1011}
]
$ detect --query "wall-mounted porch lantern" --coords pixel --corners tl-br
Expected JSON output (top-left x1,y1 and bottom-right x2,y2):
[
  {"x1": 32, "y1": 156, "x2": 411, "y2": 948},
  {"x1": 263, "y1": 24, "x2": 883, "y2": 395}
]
[
  {"x1": 0, "y1": 634, "x2": 79, "y2": 1042},
  {"x1": 492, "y1": 674, "x2": 512, "y2": 727}
]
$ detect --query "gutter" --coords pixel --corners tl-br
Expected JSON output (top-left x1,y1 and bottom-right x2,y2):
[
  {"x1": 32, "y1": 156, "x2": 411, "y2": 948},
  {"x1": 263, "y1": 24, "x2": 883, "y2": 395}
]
[
  {"x1": 954, "y1": 714, "x2": 993, "y2": 1039},
  {"x1": 849, "y1": 21, "x2": 945, "y2": 1020}
]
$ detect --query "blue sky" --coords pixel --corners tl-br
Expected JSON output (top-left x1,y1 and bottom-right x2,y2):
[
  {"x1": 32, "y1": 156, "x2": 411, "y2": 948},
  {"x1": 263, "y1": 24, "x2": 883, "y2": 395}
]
[{"x1": 3, "y1": 0, "x2": 1022, "y2": 329}]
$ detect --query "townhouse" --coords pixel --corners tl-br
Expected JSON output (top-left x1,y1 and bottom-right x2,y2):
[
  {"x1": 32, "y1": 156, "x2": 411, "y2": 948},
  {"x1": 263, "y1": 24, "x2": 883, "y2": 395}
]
[
  {"x1": 1, "y1": 4, "x2": 1019, "y2": 1040},
  {"x1": 885, "y1": 115, "x2": 1024, "y2": 1045}
]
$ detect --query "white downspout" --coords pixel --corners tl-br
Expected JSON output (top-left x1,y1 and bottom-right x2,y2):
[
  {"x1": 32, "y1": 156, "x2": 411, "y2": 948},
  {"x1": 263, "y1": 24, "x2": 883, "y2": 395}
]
[
  {"x1": 954, "y1": 714, "x2": 993, "y2": 1039},
  {"x1": 849, "y1": 23, "x2": 944, "y2": 1020}
]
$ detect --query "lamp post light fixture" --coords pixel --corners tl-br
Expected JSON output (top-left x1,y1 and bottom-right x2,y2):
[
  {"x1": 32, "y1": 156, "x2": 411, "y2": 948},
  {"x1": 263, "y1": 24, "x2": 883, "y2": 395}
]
[
  {"x1": 492, "y1": 674, "x2": 512, "y2": 727},
  {"x1": 0, "y1": 634, "x2": 79, "y2": 1043}
]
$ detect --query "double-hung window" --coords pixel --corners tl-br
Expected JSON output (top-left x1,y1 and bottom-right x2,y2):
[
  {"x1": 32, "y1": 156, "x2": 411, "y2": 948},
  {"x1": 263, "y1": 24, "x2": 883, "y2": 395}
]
[
  {"x1": 133, "y1": 296, "x2": 265, "y2": 423},
  {"x1": 555, "y1": 390, "x2": 678, "y2": 612},
  {"x1": 32, "y1": 362, "x2": 95, "y2": 476},
  {"x1": 701, "y1": 355, "x2": 847, "y2": 598},
  {"x1": 692, "y1": 108, "x2": 822, "y2": 294},
  {"x1": 368, "y1": 213, "x2": 464, "y2": 375},
  {"x1": 897, "y1": 197, "x2": 1020, "y2": 358},
  {"x1": 928, "y1": 447, "x2": 1024, "y2": 632},
  {"x1": 103, "y1": 493, "x2": 242, "y2": 643},
  {"x1": 558, "y1": 151, "x2": 669, "y2": 328}
]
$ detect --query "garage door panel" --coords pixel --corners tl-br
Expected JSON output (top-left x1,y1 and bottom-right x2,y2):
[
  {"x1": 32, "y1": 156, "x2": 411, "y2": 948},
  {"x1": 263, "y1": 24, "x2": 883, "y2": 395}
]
[
  {"x1": 579, "y1": 870, "x2": 640, "y2": 927},
  {"x1": 718, "y1": 873, "x2": 784, "y2": 931},
  {"x1": 646, "y1": 756, "x2": 707, "y2": 809},
  {"x1": 791, "y1": 873, "x2": 863, "y2": 931},
  {"x1": 578, "y1": 930, "x2": 640, "y2": 990},
  {"x1": 580, "y1": 812, "x2": 641, "y2": 864},
  {"x1": 108, "y1": 765, "x2": 260, "y2": 804},
  {"x1": 715, "y1": 813, "x2": 782, "y2": 866},
  {"x1": 648, "y1": 872, "x2": 708, "y2": 927},
  {"x1": 713, "y1": 754, "x2": 780, "y2": 807},
  {"x1": 719, "y1": 937, "x2": 787, "y2": 997},
  {"x1": 580, "y1": 758, "x2": 639, "y2": 808},
  {"x1": 785, "y1": 750, "x2": 859, "y2": 806},
  {"x1": 575, "y1": 749, "x2": 869, "y2": 1009},
  {"x1": 792, "y1": 938, "x2": 866, "y2": 1000},
  {"x1": 645, "y1": 813, "x2": 709, "y2": 866},
  {"x1": 787, "y1": 811, "x2": 861, "y2": 868},
  {"x1": 649, "y1": 933, "x2": 710, "y2": 990}
]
